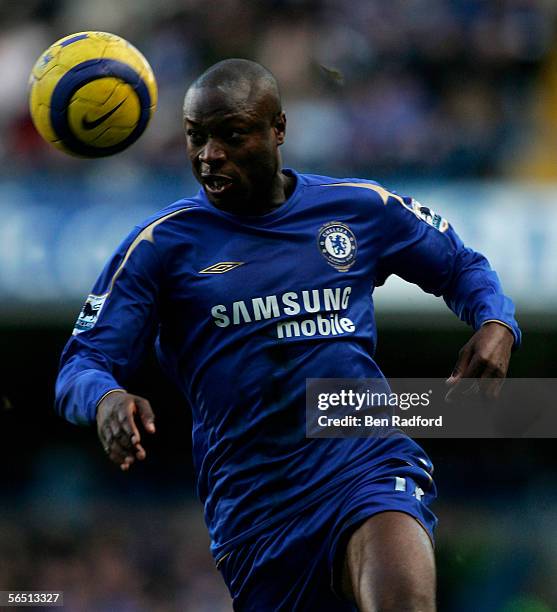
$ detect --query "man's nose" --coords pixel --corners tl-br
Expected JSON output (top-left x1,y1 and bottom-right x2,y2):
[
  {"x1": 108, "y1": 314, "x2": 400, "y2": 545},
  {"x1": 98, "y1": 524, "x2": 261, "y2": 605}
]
[{"x1": 199, "y1": 139, "x2": 226, "y2": 165}]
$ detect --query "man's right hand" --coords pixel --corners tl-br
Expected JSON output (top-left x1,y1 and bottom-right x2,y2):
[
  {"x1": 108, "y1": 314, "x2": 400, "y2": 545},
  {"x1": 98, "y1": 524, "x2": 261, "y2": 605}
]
[{"x1": 96, "y1": 391, "x2": 156, "y2": 471}]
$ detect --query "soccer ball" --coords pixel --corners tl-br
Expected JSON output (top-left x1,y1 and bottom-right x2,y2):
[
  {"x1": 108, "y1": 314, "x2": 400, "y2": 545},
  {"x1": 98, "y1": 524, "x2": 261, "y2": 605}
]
[{"x1": 29, "y1": 31, "x2": 157, "y2": 157}]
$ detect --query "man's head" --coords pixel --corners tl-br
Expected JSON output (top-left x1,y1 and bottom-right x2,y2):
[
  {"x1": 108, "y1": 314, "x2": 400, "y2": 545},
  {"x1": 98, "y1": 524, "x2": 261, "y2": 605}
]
[{"x1": 183, "y1": 59, "x2": 288, "y2": 213}]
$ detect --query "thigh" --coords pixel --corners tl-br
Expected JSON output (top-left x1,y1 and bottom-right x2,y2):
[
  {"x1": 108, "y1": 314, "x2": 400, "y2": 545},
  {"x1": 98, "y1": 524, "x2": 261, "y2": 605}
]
[
  {"x1": 326, "y1": 454, "x2": 437, "y2": 609},
  {"x1": 219, "y1": 511, "x2": 357, "y2": 612},
  {"x1": 342, "y1": 511, "x2": 436, "y2": 612},
  {"x1": 221, "y1": 452, "x2": 437, "y2": 611}
]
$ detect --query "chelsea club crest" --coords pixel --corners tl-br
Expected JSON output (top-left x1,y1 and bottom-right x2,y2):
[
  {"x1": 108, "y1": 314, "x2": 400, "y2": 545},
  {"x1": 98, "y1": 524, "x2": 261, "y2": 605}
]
[{"x1": 317, "y1": 221, "x2": 357, "y2": 272}]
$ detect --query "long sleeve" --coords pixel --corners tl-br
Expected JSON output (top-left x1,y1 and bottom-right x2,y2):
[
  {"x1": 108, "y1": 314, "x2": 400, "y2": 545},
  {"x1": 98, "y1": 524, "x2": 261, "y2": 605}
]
[
  {"x1": 55, "y1": 226, "x2": 162, "y2": 425},
  {"x1": 374, "y1": 195, "x2": 521, "y2": 346}
]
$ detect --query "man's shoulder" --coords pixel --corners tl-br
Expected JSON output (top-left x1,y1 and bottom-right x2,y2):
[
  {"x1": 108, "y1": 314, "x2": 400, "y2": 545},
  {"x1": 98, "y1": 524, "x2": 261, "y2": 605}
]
[
  {"x1": 297, "y1": 171, "x2": 402, "y2": 208},
  {"x1": 135, "y1": 194, "x2": 205, "y2": 234},
  {"x1": 108, "y1": 194, "x2": 206, "y2": 260},
  {"x1": 298, "y1": 171, "x2": 380, "y2": 187}
]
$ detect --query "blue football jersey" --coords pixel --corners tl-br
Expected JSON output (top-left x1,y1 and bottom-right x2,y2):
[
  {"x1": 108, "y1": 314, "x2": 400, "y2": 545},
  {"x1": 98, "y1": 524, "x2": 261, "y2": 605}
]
[{"x1": 55, "y1": 169, "x2": 520, "y2": 558}]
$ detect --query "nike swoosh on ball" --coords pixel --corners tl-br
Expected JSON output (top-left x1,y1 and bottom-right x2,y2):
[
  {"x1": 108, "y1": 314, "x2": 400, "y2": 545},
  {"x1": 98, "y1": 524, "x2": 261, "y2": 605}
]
[{"x1": 81, "y1": 99, "x2": 126, "y2": 130}]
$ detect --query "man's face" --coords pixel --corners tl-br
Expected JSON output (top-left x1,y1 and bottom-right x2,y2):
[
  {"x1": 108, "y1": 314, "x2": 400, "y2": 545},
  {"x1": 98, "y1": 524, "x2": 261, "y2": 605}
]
[{"x1": 184, "y1": 85, "x2": 286, "y2": 210}]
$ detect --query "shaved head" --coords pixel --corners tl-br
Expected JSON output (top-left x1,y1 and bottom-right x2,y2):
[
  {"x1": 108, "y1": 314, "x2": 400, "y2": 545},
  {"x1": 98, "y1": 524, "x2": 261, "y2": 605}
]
[
  {"x1": 184, "y1": 58, "x2": 281, "y2": 121},
  {"x1": 183, "y1": 58, "x2": 293, "y2": 215}
]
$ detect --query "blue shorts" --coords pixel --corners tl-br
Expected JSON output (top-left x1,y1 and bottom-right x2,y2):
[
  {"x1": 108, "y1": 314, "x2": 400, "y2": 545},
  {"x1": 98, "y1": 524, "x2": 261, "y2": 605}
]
[{"x1": 217, "y1": 455, "x2": 437, "y2": 611}]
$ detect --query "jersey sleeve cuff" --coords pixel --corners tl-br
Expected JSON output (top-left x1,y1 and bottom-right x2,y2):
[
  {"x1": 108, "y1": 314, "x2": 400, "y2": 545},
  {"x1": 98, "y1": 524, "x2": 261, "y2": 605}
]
[{"x1": 55, "y1": 369, "x2": 126, "y2": 425}]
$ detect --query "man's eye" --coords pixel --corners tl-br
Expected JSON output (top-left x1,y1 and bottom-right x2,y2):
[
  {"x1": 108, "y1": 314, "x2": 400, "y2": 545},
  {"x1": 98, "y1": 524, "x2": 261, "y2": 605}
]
[
  {"x1": 187, "y1": 130, "x2": 205, "y2": 145},
  {"x1": 225, "y1": 131, "x2": 245, "y2": 142}
]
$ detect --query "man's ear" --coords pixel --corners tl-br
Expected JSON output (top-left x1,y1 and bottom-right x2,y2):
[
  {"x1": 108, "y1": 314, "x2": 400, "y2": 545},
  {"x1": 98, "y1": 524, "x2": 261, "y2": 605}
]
[{"x1": 274, "y1": 111, "x2": 286, "y2": 145}]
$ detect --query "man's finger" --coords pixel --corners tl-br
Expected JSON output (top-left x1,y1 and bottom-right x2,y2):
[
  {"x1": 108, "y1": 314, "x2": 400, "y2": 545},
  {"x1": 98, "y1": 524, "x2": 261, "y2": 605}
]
[
  {"x1": 109, "y1": 411, "x2": 138, "y2": 448},
  {"x1": 109, "y1": 417, "x2": 147, "y2": 460},
  {"x1": 478, "y1": 368, "x2": 505, "y2": 400},
  {"x1": 137, "y1": 398, "x2": 156, "y2": 433},
  {"x1": 108, "y1": 417, "x2": 122, "y2": 440},
  {"x1": 107, "y1": 428, "x2": 134, "y2": 460},
  {"x1": 487, "y1": 377, "x2": 505, "y2": 400},
  {"x1": 123, "y1": 401, "x2": 143, "y2": 446},
  {"x1": 445, "y1": 378, "x2": 479, "y2": 403},
  {"x1": 121, "y1": 455, "x2": 135, "y2": 469},
  {"x1": 108, "y1": 443, "x2": 130, "y2": 465},
  {"x1": 109, "y1": 434, "x2": 131, "y2": 456},
  {"x1": 134, "y1": 444, "x2": 147, "y2": 461},
  {"x1": 445, "y1": 345, "x2": 473, "y2": 401},
  {"x1": 108, "y1": 437, "x2": 142, "y2": 467},
  {"x1": 115, "y1": 428, "x2": 138, "y2": 453},
  {"x1": 116, "y1": 420, "x2": 147, "y2": 459},
  {"x1": 446, "y1": 355, "x2": 504, "y2": 403},
  {"x1": 446, "y1": 345, "x2": 473, "y2": 386},
  {"x1": 118, "y1": 405, "x2": 138, "y2": 438},
  {"x1": 100, "y1": 421, "x2": 113, "y2": 446}
]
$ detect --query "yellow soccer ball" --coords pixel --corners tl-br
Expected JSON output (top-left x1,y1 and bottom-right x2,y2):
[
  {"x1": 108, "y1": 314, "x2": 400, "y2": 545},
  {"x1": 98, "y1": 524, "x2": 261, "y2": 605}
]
[{"x1": 29, "y1": 31, "x2": 157, "y2": 157}]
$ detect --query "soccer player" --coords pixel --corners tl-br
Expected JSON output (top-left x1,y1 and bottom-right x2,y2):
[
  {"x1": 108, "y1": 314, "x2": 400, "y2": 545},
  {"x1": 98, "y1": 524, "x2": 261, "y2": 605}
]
[{"x1": 55, "y1": 59, "x2": 520, "y2": 611}]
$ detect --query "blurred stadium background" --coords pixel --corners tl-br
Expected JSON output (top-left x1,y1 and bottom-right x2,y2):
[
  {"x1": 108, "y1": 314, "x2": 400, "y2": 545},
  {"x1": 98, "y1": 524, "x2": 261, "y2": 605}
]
[{"x1": 1, "y1": 1, "x2": 557, "y2": 610}]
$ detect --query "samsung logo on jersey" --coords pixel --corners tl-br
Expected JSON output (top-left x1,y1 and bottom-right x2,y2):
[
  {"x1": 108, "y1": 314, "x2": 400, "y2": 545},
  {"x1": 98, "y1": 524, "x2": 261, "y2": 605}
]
[{"x1": 210, "y1": 287, "x2": 355, "y2": 338}]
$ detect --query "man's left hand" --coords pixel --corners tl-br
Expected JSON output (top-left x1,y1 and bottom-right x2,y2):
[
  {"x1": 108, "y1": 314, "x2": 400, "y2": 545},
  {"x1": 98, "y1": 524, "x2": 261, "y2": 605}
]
[{"x1": 446, "y1": 322, "x2": 515, "y2": 401}]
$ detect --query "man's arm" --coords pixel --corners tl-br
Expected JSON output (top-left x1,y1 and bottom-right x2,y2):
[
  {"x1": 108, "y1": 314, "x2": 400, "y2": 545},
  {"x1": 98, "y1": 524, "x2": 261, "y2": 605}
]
[
  {"x1": 55, "y1": 228, "x2": 162, "y2": 470},
  {"x1": 374, "y1": 193, "x2": 520, "y2": 393}
]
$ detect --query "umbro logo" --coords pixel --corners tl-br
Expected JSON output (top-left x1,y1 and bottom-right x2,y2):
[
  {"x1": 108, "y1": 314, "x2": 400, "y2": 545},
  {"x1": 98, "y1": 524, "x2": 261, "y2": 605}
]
[{"x1": 199, "y1": 261, "x2": 244, "y2": 274}]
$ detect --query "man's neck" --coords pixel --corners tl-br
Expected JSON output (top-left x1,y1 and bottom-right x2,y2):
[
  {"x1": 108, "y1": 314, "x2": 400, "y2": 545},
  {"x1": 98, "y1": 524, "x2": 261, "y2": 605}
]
[
  {"x1": 265, "y1": 170, "x2": 296, "y2": 213},
  {"x1": 213, "y1": 170, "x2": 296, "y2": 217}
]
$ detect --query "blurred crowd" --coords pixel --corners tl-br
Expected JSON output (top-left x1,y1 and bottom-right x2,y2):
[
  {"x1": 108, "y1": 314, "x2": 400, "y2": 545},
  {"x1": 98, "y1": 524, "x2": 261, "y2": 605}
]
[
  {"x1": 0, "y1": 503, "x2": 231, "y2": 612},
  {"x1": 1, "y1": 0, "x2": 557, "y2": 180}
]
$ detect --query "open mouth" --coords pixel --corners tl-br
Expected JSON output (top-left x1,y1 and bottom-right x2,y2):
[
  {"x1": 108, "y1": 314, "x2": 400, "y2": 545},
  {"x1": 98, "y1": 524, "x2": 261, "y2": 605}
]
[{"x1": 202, "y1": 175, "x2": 234, "y2": 195}]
